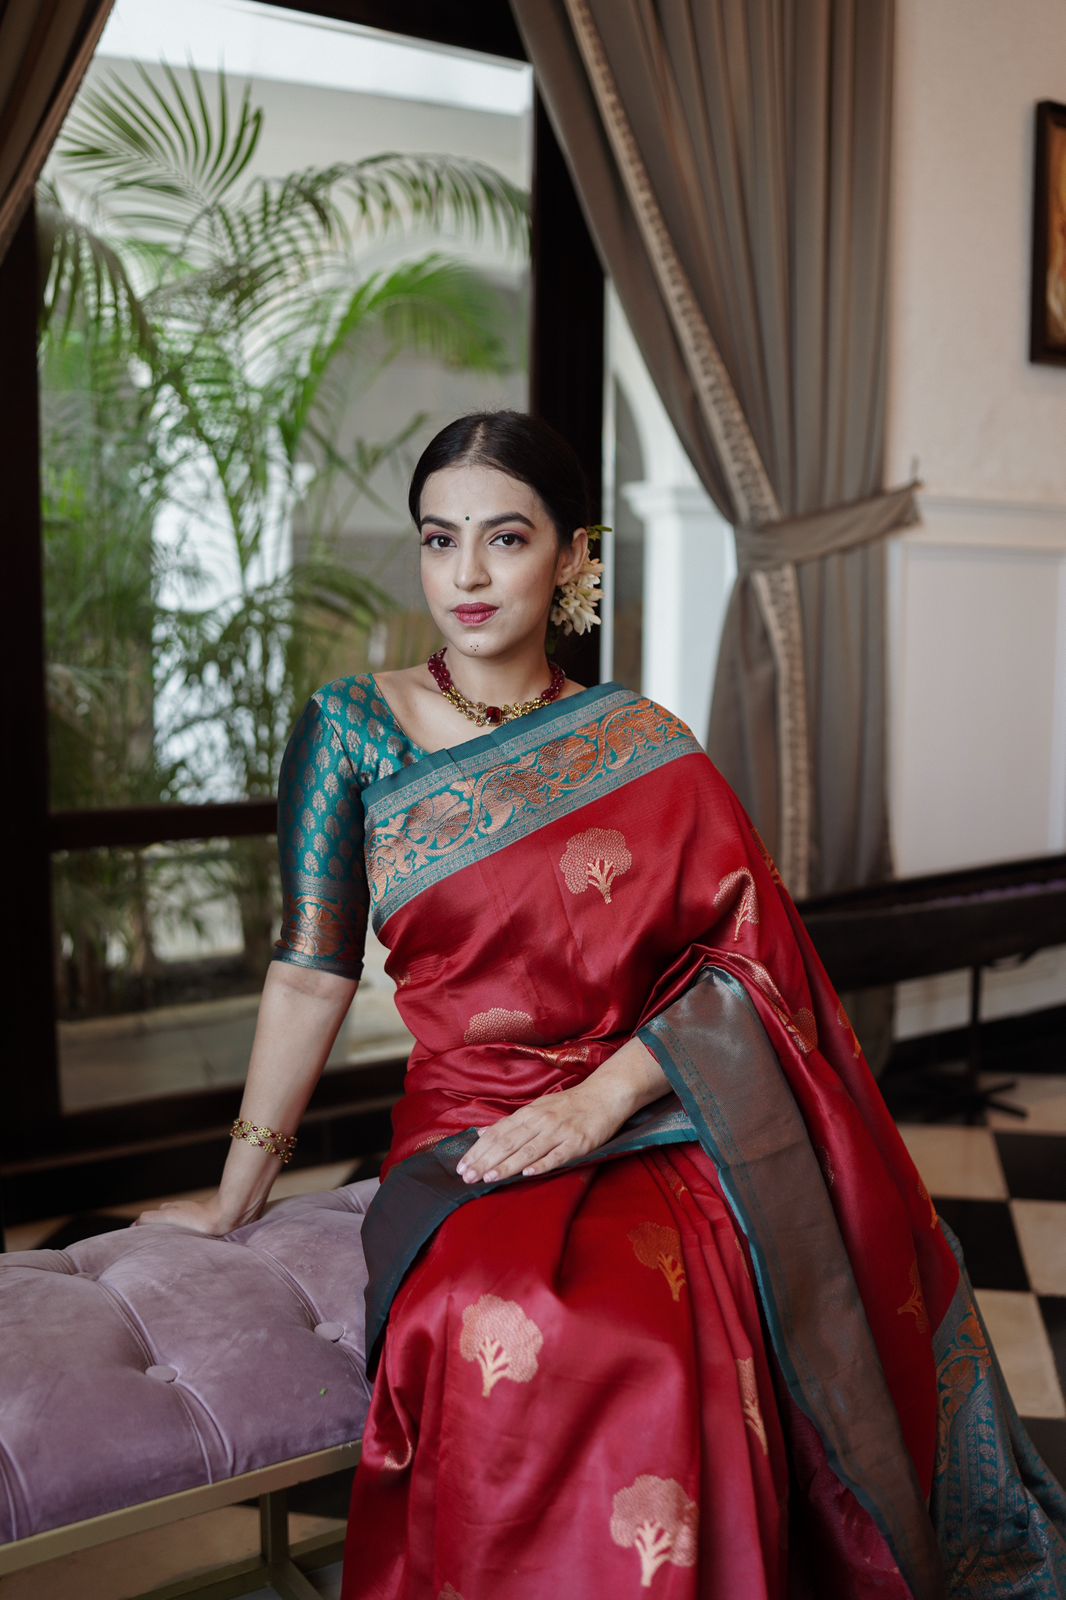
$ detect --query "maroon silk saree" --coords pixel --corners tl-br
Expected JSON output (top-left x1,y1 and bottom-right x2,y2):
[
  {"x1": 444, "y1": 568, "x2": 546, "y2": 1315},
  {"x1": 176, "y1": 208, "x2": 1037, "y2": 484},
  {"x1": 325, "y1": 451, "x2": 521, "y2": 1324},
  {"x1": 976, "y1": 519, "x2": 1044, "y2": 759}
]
[{"x1": 338, "y1": 679, "x2": 1066, "y2": 1599}]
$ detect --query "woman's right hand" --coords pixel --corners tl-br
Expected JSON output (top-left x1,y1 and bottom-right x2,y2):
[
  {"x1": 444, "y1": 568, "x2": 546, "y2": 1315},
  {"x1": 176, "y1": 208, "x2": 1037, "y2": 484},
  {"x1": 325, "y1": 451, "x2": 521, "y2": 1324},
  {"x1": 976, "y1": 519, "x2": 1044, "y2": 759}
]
[{"x1": 130, "y1": 1195, "x2": 258, "y2": 1236}]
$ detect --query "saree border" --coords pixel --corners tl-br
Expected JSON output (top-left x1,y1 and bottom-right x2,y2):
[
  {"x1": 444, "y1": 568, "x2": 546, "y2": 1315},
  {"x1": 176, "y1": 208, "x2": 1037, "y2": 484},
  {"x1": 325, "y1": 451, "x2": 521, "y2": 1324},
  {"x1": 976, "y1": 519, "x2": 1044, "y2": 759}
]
[
  {"x1": 360, "y1": 1095, "x2": 697, "y2": 1380},
  {"x1": 363, "y1": 687, "x2": 703, "y2": 932},
  {"x1": 362, "y1": 679, "x2": 629, "y2": 808},
  {"x1": 930, "y1": 1222, "x2": 1066, "y2": 1595},
  {"x1": 635, "y1": 963, "x2": 945, "y2": 1600}
]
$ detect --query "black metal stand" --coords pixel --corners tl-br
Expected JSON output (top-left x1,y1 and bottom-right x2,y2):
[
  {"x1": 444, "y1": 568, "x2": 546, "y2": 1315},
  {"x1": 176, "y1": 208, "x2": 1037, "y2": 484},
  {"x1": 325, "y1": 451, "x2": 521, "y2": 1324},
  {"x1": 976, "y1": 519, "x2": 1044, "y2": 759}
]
[{"x1": 882, "y1": 962, "x2": 1029, "y2": 1126}]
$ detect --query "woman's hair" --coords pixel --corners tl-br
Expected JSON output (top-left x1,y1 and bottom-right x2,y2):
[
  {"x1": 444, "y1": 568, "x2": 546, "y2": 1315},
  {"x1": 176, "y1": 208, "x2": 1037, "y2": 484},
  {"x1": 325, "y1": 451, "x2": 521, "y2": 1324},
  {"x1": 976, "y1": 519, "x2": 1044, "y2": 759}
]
[{"x1": 407, "y1": 410, "x2": 590, "y2": 549}]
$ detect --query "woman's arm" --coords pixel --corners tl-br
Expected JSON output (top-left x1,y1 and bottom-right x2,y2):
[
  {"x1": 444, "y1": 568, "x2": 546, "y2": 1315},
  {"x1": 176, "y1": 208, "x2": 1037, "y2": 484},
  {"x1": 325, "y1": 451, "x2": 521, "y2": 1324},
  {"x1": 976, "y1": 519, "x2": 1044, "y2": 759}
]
[
  {"x1": 133, "y1": 961, "x2": 357, "y2": 1233},
  {"x1": 455, "y1": 1034, "x2": 670, "y2": 1186}
]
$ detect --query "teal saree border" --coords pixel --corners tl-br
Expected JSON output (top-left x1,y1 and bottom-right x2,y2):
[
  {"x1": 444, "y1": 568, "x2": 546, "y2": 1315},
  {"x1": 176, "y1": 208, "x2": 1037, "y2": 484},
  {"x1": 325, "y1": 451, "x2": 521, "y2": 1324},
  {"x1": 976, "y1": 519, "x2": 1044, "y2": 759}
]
[
  {"x1": 362, "y1": 678, "x2": 628, "y2": 808},
  {"x1": 930, "y1": 1222, "x2": 1066, "y2": 1596},
  {"x1": 635, "y1": 964, "x2": 945, "y2": 1600}
]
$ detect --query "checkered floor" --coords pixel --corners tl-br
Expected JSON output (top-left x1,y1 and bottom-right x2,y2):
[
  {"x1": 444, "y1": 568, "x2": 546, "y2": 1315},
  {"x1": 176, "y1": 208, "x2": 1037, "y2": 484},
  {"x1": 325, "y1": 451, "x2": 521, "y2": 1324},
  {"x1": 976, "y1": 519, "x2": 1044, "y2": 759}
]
[{"x1": 888, "y1": 1072, "x2": 1066, "y2": 1490}]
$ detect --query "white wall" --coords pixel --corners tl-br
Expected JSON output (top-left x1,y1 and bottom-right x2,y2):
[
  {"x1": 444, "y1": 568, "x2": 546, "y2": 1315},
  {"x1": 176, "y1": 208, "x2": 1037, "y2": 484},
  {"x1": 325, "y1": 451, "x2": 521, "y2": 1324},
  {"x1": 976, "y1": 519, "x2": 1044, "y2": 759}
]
[{"x1": 885, "y1": 0, "x2": 1066, "y2": 1034}]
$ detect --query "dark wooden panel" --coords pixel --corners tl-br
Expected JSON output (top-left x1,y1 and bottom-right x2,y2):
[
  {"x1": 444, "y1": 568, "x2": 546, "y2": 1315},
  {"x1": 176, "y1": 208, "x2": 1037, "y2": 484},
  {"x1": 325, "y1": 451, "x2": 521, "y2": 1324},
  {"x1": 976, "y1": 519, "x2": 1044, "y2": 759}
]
[
  {"x1": 2, "y1": 200, "x2": 61, "y2": 1151},
  {"x1": 2, "y1": 1058, "x2": 406, "y2": 1163},
  {"x1": 798, "y1": 854, "x2": 1066, "y2": 989},
  {"x1": 529, "y1": 90, "x2": 605, "y2": 689},
  {"x1": 49, "y1": 798, "x2": 277, "y2": 852},
  {"x1": 0, "y1": 1096, "x2": 402, "y2": 1225},
  {"x1": 258, "y1": 0, "x2": 526, "y2": 60}
]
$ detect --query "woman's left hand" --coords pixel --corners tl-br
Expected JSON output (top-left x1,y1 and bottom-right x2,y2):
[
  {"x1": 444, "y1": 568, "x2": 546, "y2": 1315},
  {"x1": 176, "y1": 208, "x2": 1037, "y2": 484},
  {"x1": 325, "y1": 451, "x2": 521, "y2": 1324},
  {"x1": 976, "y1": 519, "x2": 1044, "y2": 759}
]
[{"x1": 455, "y1": 1078, "x2": 634, "y2": 1186}]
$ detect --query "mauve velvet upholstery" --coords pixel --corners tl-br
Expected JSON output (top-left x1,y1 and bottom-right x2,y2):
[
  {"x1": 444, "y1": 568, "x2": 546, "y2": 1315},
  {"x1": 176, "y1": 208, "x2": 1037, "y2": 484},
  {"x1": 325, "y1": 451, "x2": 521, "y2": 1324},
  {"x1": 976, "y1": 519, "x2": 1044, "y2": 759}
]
[{"x1": 0, "y1": 1177, "x2": 380, "y2": 1543}]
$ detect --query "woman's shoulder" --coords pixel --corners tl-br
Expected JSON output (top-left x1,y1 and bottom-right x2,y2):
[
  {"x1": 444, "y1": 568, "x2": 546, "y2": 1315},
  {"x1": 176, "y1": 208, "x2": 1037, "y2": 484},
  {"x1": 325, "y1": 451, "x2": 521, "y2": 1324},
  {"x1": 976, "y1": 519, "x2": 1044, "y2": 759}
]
[
  {"x1": 306, "y1": 671, "x2": 423, "y2": 784},
  {"x1": 306, "y1": 672, "x2": 377, "y2": 727}
]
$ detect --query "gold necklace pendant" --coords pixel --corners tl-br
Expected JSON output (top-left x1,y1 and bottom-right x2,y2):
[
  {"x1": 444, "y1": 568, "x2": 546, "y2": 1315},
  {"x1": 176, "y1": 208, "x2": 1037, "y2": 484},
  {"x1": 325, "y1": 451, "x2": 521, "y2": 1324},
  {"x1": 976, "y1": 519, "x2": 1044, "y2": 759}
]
[
  {"x1": 445, "y1": 685, "x2": 547, "y2": 726},
  {"x1": 427, "y1": 646, "x2": 564, "y2": 726}
]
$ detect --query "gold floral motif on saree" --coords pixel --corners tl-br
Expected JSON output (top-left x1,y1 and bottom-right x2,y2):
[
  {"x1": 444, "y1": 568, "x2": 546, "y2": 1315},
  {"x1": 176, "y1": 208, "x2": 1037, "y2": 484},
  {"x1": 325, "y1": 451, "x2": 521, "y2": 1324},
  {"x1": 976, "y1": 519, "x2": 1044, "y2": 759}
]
[
  {"x1": 836, "y1": 998, "x2": 863, "y2": 1058},
  {"x1": 732, "y1": 1230, "x2": 753, "y2": 1280},
  {"x1": 934, "y1": 1303, "x2": 993, "y2": 1476},
  {"x1": 736, "y1": 1357, "x2": 770, "y2": 1455},
  {"x1": 382, "y1": 1437, "x2": 413, "y2": 1471},
  {"x1": 664, "y1": 1167, "x2": 689, "y2": 1203},
  {"x1": 559, "y1": 826, "x2": 632, "y2": 903},
  {"x1": 715, "y1": 867, "x2": 759, "y2": 941},
  {"x1": 917, "y1": 1174, "x2": 939, "y2": 1230},
  {"x1": 897, "y1": 1257, "x2": 930, "y2": 1334},
  {"x1": 459, "y1": 1294, "x2": 544, "y2": 1397},
  {"x1": 725, "y1": 953, "x2": 817, "y2": 1055},
  {"x1": 628, "y1": 1221, "x2": 687, "y2": 1301},
  {"x1": 750, "y1": 822, "x2": 784, "y2": 886},
  {"x1": 609, "y1": 1475, "x2": 698, "y2": 1587},
  {"x1": 789, "y1": 1007, "x2": 818, "y2": 1052},
  {"x1": 463, "y1": 1008, "x2": 538, "y2": 1044}
]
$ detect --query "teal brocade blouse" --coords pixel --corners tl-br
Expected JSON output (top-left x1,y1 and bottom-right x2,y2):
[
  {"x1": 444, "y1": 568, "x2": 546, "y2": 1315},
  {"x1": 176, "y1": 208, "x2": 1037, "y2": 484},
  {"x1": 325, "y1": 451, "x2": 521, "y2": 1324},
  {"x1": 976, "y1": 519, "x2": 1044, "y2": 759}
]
[{"x1": 270, "y1": 674, "x2": 424, "y2": 983}]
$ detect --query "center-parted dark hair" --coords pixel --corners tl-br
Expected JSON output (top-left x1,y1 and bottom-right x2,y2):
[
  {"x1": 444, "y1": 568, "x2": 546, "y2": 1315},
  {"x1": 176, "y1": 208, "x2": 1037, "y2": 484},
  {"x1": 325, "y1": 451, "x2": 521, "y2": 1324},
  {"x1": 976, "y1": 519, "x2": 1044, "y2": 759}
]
[{"x1": 407, "y1": 410, "x2": 591, "y2": 549}]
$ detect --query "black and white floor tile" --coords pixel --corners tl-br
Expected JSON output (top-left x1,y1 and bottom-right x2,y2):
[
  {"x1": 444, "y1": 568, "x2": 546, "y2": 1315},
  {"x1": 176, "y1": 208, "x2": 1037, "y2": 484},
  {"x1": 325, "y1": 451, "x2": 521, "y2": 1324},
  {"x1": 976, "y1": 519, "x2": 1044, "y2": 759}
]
[{"x1": 894, "y1": 1073, "x2": 1066, "y2": 1488}]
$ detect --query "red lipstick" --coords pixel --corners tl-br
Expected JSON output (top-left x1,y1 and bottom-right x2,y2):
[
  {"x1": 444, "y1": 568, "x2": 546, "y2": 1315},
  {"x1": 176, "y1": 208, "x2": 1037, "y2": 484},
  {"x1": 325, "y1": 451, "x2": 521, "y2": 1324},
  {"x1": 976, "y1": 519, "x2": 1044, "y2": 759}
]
[{"x1": 453, "y1": 605, "x2": 498, "y2": 625}]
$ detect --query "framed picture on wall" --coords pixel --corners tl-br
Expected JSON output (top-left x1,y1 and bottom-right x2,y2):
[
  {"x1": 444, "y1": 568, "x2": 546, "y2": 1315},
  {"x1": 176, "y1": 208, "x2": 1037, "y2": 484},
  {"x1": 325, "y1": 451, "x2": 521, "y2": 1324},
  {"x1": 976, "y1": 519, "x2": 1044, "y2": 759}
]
[{"x1": 1029, "y1": 99, "x2": 1066, "y2": 365}]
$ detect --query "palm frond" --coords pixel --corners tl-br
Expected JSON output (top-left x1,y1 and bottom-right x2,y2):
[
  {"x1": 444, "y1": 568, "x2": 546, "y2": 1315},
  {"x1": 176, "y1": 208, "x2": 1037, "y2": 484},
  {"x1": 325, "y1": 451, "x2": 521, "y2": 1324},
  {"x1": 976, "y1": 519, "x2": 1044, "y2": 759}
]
[
  {"x1": 331, "y1": 152, "x2": 529, "y2": 254},
  {"x1": 58, "y1": 61, "x2": 262, "y2": 245},
  {"x1": 36, "y1": 187, "x2": 158, "y2": 358}
]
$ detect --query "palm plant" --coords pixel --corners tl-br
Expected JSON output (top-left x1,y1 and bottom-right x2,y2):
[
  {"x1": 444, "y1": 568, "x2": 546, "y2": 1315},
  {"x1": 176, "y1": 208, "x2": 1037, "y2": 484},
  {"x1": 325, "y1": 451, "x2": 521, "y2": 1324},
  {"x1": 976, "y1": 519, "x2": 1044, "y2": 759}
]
[{"x1": 39, "y1": 60, "x2": 529, "y2": 1005}]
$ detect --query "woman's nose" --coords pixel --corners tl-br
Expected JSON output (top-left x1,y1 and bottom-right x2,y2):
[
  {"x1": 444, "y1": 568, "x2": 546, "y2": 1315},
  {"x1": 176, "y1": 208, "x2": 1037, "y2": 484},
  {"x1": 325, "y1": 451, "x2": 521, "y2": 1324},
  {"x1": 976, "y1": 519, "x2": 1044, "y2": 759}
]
[{"x1": 454, "y1": 551, "x2": 490, "y2": 588}]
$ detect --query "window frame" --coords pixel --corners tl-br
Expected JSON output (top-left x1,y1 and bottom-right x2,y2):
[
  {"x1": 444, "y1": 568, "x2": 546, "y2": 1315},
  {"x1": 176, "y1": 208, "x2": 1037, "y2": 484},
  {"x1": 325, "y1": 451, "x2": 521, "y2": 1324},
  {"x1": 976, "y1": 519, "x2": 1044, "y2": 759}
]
[{"x1": 0, "y1": 0, "x2": 605, "y2": 1227}]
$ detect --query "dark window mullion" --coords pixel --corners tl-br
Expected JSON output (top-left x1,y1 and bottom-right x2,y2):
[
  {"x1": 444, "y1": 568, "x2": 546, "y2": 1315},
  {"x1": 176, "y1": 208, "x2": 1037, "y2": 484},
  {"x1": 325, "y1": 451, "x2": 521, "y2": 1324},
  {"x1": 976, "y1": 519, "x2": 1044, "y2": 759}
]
[
  {"x1": 4, "y1": 197, "x2": 62, "y2": 1150},
  {"x1": 49, "y1": 800, "x2": 278, "y2": 853}
]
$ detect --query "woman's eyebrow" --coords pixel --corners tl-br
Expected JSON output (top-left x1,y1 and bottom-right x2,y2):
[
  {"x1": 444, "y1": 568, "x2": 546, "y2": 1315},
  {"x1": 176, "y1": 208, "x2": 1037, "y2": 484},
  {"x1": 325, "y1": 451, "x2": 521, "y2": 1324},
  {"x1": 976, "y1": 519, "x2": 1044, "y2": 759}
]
[{"x1": 418, "y1": 511, "x2": 537, "y2": 532}]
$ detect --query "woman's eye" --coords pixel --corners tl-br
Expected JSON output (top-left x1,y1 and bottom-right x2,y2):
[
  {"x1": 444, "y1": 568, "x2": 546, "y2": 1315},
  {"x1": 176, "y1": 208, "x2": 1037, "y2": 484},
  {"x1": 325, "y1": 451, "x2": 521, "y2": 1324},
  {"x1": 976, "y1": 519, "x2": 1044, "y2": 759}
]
[
  {"x1": 492, "y1": 532, "x2": 526, "y2": 547},
  {"x1": 422, "y1": 534, "x2": 452, "y2": 549}
]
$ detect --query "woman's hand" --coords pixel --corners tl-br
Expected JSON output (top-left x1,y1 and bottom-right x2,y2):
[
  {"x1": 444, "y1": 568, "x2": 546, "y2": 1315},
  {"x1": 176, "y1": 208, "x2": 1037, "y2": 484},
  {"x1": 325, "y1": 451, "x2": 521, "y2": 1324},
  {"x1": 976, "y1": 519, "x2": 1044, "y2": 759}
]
[
  {"x1": 455, "y1": 1076, "x2": 635, "y2": 1186},
  {"x1": 130, "y1": 1196, "x2": 254, "y2": 1235}
]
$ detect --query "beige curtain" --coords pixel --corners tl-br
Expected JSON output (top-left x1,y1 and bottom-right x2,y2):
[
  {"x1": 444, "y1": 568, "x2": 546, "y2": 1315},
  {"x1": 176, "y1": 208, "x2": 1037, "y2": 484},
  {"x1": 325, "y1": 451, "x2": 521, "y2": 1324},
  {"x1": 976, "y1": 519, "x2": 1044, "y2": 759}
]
[
  {"x1": 0, "y1": 0, "x2": 114, "y2": 262},
  {"x1": 511, "y1": 0, "x2": 917, "y2": 1068}
]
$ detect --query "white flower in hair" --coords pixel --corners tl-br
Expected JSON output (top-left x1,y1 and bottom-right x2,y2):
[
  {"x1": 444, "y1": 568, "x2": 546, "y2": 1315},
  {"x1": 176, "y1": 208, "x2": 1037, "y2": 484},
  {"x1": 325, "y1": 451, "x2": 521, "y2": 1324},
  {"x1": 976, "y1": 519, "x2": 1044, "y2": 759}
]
[{"x1": 550, "y1": 534, "x2": 607, "y2": 636}]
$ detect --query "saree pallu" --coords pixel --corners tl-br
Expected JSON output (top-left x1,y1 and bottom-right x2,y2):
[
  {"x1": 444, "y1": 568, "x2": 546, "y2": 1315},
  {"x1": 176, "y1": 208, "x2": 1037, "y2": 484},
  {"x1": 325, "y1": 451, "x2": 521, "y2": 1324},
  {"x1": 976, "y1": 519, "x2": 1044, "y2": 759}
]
[{"x1": 339, "y1": 680, "x2": 1066, "y2": 1599}]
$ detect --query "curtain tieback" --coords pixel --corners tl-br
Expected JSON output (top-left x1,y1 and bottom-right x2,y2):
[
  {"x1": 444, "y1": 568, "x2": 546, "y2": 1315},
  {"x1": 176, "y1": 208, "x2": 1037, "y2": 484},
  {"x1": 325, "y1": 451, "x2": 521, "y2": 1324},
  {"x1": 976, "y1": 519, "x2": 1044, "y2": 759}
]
[{"x1": 734, "y1": 479, "x2": 924, "y2": 574}]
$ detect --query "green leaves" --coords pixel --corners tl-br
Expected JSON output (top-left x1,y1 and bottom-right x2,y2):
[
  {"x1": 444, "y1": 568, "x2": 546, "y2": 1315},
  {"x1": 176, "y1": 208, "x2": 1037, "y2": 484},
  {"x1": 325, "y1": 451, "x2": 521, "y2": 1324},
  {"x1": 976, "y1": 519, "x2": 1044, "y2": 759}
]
[
  {"x1": 59, "y1": 62, "x2": 262, "y2": 240},
  {"x1": 38, "y1": 57, "x2": 532, "y2": 977}
]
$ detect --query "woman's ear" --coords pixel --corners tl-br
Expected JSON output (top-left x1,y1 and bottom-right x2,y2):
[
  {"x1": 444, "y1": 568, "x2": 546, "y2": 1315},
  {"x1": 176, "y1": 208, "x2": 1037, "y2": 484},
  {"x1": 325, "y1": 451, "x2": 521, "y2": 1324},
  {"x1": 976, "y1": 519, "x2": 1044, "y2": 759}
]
[{"x1": 557, "y1": 526, "x2": 590, "y2": 586}]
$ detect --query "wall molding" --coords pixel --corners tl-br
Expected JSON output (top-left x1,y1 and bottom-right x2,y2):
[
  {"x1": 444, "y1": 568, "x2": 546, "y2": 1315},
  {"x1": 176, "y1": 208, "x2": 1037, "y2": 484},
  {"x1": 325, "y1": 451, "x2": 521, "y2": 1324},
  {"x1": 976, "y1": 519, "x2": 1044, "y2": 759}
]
[{"x1": 902, "y1": 491, "x2": 1066, "y2": 552}]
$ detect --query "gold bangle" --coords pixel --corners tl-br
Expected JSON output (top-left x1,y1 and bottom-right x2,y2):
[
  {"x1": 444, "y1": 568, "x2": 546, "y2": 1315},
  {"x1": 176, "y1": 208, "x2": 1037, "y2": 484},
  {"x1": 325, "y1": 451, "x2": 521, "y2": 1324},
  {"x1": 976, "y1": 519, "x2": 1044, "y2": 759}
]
[{"x1": 230, "y1": 1117, "x2": 297, "y2": 1166}]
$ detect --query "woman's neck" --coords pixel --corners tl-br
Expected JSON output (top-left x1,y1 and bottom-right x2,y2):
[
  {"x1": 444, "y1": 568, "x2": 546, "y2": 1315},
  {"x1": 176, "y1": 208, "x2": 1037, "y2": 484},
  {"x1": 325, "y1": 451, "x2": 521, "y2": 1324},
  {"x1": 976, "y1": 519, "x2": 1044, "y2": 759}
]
[{"x1": 437, "y1": 647, "x2": 559, "y2": 707}]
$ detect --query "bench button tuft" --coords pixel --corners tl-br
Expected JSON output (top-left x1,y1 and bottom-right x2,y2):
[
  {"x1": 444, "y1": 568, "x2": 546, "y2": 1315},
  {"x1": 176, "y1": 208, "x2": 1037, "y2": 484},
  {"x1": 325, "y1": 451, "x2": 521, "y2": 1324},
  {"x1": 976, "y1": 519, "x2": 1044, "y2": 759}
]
[
  {"x1": 145, "y1": 1364, "x2": 179, "y2": 1381},
  {"x1": 314, "y1": 1321, "x2": 344, "y2": 1342}
]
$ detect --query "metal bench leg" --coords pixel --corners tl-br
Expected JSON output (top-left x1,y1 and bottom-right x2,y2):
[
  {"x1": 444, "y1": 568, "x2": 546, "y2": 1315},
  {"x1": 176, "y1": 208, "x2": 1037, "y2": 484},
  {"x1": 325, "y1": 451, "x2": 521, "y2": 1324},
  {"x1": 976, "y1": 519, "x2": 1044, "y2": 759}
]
[
  {"x1": 126, "y1": 1485, "x2": 345, "y2": 1599},
  {"x1": 258, "y1": 1489, "x2": 332, "y2": 1600}
]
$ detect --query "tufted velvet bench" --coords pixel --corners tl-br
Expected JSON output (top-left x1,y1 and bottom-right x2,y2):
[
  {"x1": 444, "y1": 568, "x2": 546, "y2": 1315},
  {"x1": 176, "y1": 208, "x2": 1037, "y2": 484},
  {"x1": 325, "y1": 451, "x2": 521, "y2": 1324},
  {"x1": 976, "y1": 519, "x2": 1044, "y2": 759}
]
[{"x1": 0, "y1": 1176, "x2": 380, "y2": 1598}]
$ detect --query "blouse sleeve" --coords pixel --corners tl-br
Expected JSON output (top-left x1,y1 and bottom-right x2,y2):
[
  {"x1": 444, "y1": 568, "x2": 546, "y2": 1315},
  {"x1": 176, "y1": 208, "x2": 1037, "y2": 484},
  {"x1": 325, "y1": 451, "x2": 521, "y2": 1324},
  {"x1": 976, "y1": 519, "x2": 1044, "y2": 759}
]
[{"x1": 271, "y1": 692, "x2": 369, "y2": 982}]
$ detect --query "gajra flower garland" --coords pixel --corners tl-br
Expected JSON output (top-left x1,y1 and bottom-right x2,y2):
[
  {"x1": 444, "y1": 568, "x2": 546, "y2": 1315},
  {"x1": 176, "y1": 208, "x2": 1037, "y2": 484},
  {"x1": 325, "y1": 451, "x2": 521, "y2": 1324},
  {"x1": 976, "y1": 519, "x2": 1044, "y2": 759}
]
[{"x1": 549, "y1": 523, "x2": 609, "y2": 636}]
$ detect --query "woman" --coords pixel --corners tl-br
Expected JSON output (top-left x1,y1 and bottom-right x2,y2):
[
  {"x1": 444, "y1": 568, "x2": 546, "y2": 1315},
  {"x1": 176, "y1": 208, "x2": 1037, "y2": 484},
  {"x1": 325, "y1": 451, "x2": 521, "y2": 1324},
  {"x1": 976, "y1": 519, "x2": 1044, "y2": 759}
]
[{"x1": 138, "y1": 410, "x2": 1065, "y2": 1597}]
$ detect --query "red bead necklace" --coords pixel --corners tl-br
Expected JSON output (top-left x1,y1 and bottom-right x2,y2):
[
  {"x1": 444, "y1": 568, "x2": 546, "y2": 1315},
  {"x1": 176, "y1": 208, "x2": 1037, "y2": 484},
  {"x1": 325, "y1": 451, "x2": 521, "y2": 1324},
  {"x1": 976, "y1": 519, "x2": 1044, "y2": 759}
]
[{"x1": 427, "y1": 646, "x2": 566, "y2": 727}]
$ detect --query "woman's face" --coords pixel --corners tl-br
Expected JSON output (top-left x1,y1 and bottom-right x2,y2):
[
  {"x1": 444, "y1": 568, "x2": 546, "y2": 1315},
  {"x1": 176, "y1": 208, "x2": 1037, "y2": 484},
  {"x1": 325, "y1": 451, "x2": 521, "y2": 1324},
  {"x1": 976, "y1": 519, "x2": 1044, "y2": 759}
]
[{"x1": 417, "y1": 462, "x2": 587, "y2": 662}]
